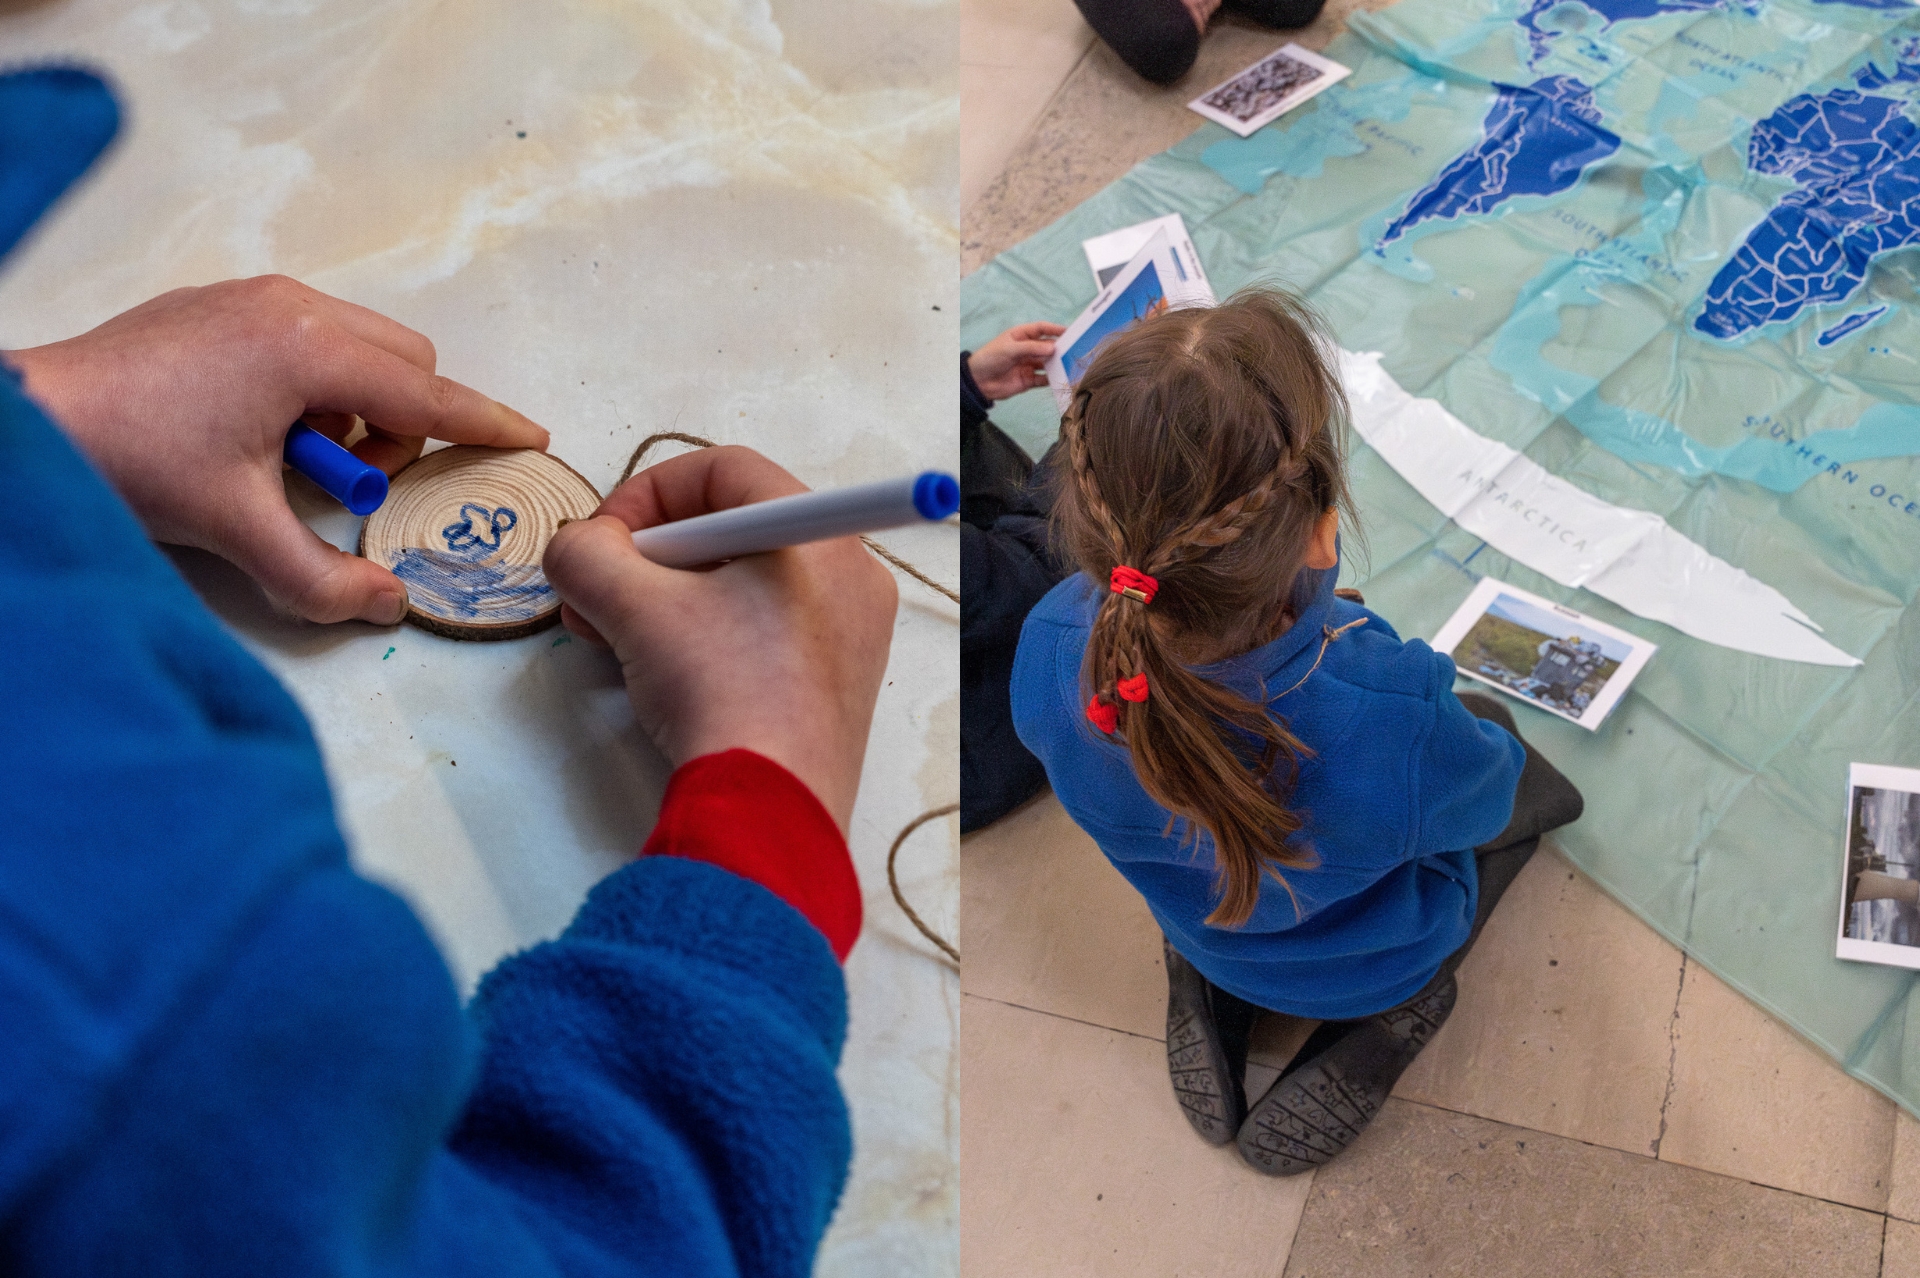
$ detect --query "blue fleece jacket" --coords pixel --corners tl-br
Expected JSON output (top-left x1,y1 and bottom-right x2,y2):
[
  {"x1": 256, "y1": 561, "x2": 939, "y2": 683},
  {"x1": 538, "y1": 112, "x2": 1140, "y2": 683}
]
[
  {"x1": 0, "y1": 68, "x2": 849, "y2": 1277},
  {"x1": 1012, "y1": 561, "x2": 1526, "y2": 1019}
]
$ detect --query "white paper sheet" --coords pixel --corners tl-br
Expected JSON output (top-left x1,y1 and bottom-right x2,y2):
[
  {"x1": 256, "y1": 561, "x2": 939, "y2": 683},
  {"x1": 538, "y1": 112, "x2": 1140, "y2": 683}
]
[
  {"x1": 1339, "y1": 349, "x2": 1862, "y2": 667},
  {"x1": 1082, "y1": 214, "x2": 1212, "y2": 292}
]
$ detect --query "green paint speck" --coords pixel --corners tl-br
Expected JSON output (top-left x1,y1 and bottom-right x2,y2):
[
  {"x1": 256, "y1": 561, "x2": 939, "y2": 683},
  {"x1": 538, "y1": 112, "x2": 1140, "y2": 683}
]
[
  {"x1": 383, "y1": 647, "x2": 396, "y2": 660},
  {"x1": 552, "y1": 635, "x2": 572, "y2": 648}
]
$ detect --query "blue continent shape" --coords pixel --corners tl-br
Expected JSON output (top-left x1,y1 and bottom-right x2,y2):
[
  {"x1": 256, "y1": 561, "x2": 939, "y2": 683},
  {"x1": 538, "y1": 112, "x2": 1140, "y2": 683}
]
[
  {"x1": 1378, "y1": 76, "x2": 1620, "y2": 249},
  {"x1": 1817, "y1": 305, "x2": 1889, "y2": 344},
  {"x1": 1695, "y1": 61, "x2": 1920, "y2": 341}
]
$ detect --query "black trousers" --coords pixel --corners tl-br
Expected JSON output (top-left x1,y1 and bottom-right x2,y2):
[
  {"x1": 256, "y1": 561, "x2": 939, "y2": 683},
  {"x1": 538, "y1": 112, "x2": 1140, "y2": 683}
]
[{"x1": 1071, "y1": 0, "x2": 1329, "y2": 86}]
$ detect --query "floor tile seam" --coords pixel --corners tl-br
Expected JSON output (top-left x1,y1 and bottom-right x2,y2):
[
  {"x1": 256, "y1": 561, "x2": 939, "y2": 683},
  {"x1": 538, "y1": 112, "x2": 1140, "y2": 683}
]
[
  {"x1": 1651, "y1": 894, "x2": 1697, "y2": 1161},
  {"x1": 962, "y1": 992, "x2": 1166, "y2": 1044},
  {"x1": 1880, "y1": 1212, "x2": 1890, "y2": 1278},
  {"x1": 1398, "y1": 1093, "x2": 1672, "y2": 1165},
  {"x1": 958, "y1": 49, "x2": 1087, "y2": 73},
  {"x1": 1399, "y1": 1094, "x2": 1895, "y2": 1218},
  {"x1": 1029, "y1": 37, "x2": 1098, "y2": 144}
]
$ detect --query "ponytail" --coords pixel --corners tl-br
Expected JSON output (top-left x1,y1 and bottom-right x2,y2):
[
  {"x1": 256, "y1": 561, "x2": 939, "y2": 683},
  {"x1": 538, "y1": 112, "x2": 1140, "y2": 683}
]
[{"x1": 1053, "y1": 289, "x2": 1357, "y2": 928}]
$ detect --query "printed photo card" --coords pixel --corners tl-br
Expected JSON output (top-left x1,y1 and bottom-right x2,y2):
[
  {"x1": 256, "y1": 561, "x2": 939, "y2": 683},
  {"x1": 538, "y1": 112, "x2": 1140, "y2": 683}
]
[
  {"x1": 1431, "y1": 578, "x2": 1656, "y2": 731},
  {"x1": 1187, "y1": 43, "x2": 1351, "y2": 138},
  {"x1": 1045, "y1": 225, "x2": 1214, "y2": 411},
  {"x1": 1837, "y1": 764, "x2": 1920, "y2": 971}
]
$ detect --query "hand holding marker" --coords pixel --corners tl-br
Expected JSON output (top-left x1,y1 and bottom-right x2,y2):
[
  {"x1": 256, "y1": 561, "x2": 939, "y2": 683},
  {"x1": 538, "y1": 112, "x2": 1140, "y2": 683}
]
[
  {"x1": 285, "y1": 420, "x2": 959, "y2": 565},
  {"x1": 629, "y1": 471, "x2": 959, "y2": 567}
]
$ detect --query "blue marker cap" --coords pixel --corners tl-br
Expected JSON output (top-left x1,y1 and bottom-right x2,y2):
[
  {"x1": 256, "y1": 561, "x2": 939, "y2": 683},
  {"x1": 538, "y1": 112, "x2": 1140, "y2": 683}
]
[
  {"x1": 912, "y1": 471, "x2": 960, "y2": 521},
  {"x1": 284, "y1": 421, "x2": 389, "y2": 516}
]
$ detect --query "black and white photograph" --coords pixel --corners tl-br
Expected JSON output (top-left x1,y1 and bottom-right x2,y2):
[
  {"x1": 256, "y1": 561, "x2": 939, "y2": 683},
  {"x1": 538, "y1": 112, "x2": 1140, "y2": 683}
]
[
  {"x1": 1430, "y1": 578, "x2": 1656, "y2": 731},
  {"x1": 1187, "y1": 43, "x2": 1351, "y2": 138},
  {"x1": 1837, "y1": 764, "x2": 1920, "y2": 969}
]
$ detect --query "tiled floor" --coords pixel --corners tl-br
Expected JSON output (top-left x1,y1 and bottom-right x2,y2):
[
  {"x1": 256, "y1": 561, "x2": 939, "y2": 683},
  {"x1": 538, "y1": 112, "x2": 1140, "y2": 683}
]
[
  {"x1": 960, "y1": 0, "x2": 1095, "y2": 215},
  {"x1": 959, "y1": 10, "x2": 1920, "y2": 1271}
]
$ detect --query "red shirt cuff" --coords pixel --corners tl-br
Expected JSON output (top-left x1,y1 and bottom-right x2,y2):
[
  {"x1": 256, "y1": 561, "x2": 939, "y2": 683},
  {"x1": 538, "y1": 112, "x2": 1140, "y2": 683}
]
[{"x1": 641, "y1": 750, "x2": 861, "y2": 962}]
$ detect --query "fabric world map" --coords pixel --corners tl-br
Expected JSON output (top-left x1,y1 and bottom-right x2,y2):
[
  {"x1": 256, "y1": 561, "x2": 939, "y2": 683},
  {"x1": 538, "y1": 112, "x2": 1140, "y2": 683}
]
[{"x1": 962, "y1": 0, "x2": 1920, "y2": 1122}]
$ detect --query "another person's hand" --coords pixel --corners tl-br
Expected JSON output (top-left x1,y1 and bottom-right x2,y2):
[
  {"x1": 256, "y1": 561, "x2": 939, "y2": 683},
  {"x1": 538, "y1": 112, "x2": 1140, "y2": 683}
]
[
  {"x1": 1182, "y1": 0, "x2": 1221, "y2": 32},
  {"x1": 543, "y1": 447, "x2": 898, "y2": 833},
  {"x1": 5, "y1": 275, "x2": 549, "y2": 624},
  {"x1": 969, "y1": 321, "x2": 1064, "y2": 401}
]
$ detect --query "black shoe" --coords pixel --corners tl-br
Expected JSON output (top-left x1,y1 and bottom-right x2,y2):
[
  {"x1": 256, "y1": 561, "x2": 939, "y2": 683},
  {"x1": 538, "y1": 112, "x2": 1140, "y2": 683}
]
[
  {"x1": 1236, "y1": 974, "x2": 1457, "y2": 1174},
  {"x1": 1164, "y1": 940, "x2": 1257, "y2": 1144},
  {"x1": 1072, "y1": 0, "x2": 1201, "y2": 85},
  {"x1": 1220, "y1": 0, "x2": 1327, "y2": 28}
]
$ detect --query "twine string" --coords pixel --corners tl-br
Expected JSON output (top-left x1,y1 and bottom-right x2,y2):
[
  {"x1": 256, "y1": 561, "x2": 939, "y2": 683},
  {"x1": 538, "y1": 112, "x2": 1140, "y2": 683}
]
[
  {"x1": 888, "y1": 803, "x2": 961, "y2": 966},
  {"x1": 1274, "y1": 617, "x2": 1369, "y2": 700}
]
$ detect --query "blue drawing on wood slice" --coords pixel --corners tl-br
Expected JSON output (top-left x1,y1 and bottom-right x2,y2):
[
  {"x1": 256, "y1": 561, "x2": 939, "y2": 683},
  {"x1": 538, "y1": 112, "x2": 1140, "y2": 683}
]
[{"x1": 390, "y1": 502, "x2": 552, "y2": 621}]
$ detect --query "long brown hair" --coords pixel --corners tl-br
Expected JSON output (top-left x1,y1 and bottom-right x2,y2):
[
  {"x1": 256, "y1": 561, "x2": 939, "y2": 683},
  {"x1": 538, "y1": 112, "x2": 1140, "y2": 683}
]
[{"x1": 1052, "y1": 288, "x2": 1358, "y2": 928}]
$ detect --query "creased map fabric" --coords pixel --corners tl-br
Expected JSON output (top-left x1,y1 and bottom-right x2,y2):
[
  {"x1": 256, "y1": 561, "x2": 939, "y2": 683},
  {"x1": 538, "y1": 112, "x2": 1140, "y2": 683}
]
[{"x1": 963, "y1": 0, "x2": 1920, "y2": 1114}]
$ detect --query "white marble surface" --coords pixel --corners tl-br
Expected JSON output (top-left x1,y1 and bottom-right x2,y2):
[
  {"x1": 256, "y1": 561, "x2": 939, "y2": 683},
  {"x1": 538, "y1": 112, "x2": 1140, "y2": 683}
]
[{"x1": 0, "y1": 2, "x2": 958, "y2": 1272}]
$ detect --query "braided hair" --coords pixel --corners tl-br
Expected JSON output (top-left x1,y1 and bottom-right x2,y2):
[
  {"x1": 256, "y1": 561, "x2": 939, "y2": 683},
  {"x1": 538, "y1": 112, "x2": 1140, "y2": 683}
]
[{"x1": 1051, "y1": 289, "x2": 1359, "y2": 928}]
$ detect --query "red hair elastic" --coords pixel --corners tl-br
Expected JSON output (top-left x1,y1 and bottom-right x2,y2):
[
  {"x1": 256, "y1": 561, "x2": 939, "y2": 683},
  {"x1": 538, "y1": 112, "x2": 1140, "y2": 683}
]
[
  {"x1": 1109, "y1": 566, "x2": 1158, "y2": 604},
  {"x1": 1117, "y1": 673, "x2": 1150, "y2": 703},
  {"x1": 1086, "y1": 696, "x2": 1119, "y2": 734}
]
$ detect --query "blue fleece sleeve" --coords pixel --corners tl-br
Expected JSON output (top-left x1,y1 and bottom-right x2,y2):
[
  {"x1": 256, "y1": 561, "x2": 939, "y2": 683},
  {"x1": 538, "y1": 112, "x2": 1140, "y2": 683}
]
[
  {"x1": 0, "y1": 375, "x2": 849, "y2": 1277},
  {"x1": 1410, "y1": 653, "x2": 1527, "y2": 856},
  {"x1": 447, "y1": 857, "x2": 850, "y2": 1276}
]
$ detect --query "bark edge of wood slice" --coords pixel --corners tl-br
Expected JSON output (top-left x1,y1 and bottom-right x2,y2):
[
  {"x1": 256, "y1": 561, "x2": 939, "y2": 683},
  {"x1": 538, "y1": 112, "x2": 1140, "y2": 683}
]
[{"x1": 357, "y1": 445, "x2": 601, "y2": 642}]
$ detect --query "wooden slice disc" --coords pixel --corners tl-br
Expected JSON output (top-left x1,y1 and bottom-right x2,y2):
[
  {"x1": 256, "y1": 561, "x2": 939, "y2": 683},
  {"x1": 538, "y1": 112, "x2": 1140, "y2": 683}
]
[{"x1": 358, "y1": 446, "x2": 601, "y2": 641}]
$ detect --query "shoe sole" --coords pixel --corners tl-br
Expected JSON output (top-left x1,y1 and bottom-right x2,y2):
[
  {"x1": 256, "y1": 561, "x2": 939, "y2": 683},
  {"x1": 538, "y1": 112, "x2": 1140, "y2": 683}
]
[
  {"x1": 1237, "y1": 976, "x2": 1456, "y2": 1175},
  {"x1": 1165, "y1": 947, "x2": 1244, "y2": 1145}
]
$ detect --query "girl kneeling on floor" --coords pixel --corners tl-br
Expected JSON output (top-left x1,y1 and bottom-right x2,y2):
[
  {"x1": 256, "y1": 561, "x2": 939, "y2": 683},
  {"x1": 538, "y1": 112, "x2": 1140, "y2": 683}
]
[{"x1": 1011, "y1": 289, "x2": 1584, "y2": 1173}]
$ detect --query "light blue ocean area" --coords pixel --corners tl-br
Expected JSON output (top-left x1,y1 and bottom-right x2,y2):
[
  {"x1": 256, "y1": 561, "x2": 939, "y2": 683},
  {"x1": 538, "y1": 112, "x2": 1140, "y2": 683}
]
[
  {"x1": 1194, "y1": 0, "x2": 1920, "y2": 490},
  {"x1": 1520, "y1": 0, "x2": 1915, "y2": 71},
  {"x1": 1199, "y1": 70, "x2": 1441, "y2": 196},
  {"x1": 1518, "y1": 0, "x2": 1723, "y2": 68},
  {"x1": 1482, "y1": 172, "x2": 1920, "y2": 490}
]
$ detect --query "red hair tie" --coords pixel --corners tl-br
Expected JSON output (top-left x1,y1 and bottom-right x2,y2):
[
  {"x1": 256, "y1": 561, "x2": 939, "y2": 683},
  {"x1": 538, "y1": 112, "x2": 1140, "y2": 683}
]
[
  {"x1": 1117, "y1": 673, "x2": 1150, "y2": 703},
  {"x1": 1109, "y1": 566, "x2": 1158, "y2": 604},
  {"x1": 1086, "y1": 696, "x2": 1119, "y2": 734}
]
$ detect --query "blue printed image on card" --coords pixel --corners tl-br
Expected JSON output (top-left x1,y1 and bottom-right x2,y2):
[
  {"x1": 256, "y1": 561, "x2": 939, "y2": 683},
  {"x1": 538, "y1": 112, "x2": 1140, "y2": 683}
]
[{"x1": 1060, "y1": 260, "x2": 1169, "y2": 385}]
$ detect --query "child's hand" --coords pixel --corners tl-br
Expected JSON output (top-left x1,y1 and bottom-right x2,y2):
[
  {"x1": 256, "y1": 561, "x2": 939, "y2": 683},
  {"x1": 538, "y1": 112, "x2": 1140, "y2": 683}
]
[
  {"x1": 542, "y1": 446, "x2": 898, "y2": 833},
  {"x1": 969, "y1": 321, "x2": 1065, "y2": 401},
  {"x1": 5, "y1": 275, "x2": 549, "y2": 625}
]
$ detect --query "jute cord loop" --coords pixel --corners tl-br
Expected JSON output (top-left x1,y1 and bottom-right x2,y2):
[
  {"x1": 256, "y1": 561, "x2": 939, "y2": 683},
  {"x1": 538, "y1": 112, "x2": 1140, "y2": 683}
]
[{"x1": 888, "y1": 803, "x2": 961, "y2": 966}]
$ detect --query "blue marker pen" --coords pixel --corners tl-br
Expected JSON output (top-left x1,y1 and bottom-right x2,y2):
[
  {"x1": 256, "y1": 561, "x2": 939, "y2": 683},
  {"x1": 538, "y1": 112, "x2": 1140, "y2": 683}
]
[{"x1": 284, "y1": 421, "x2": 388, "y2": 516}]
